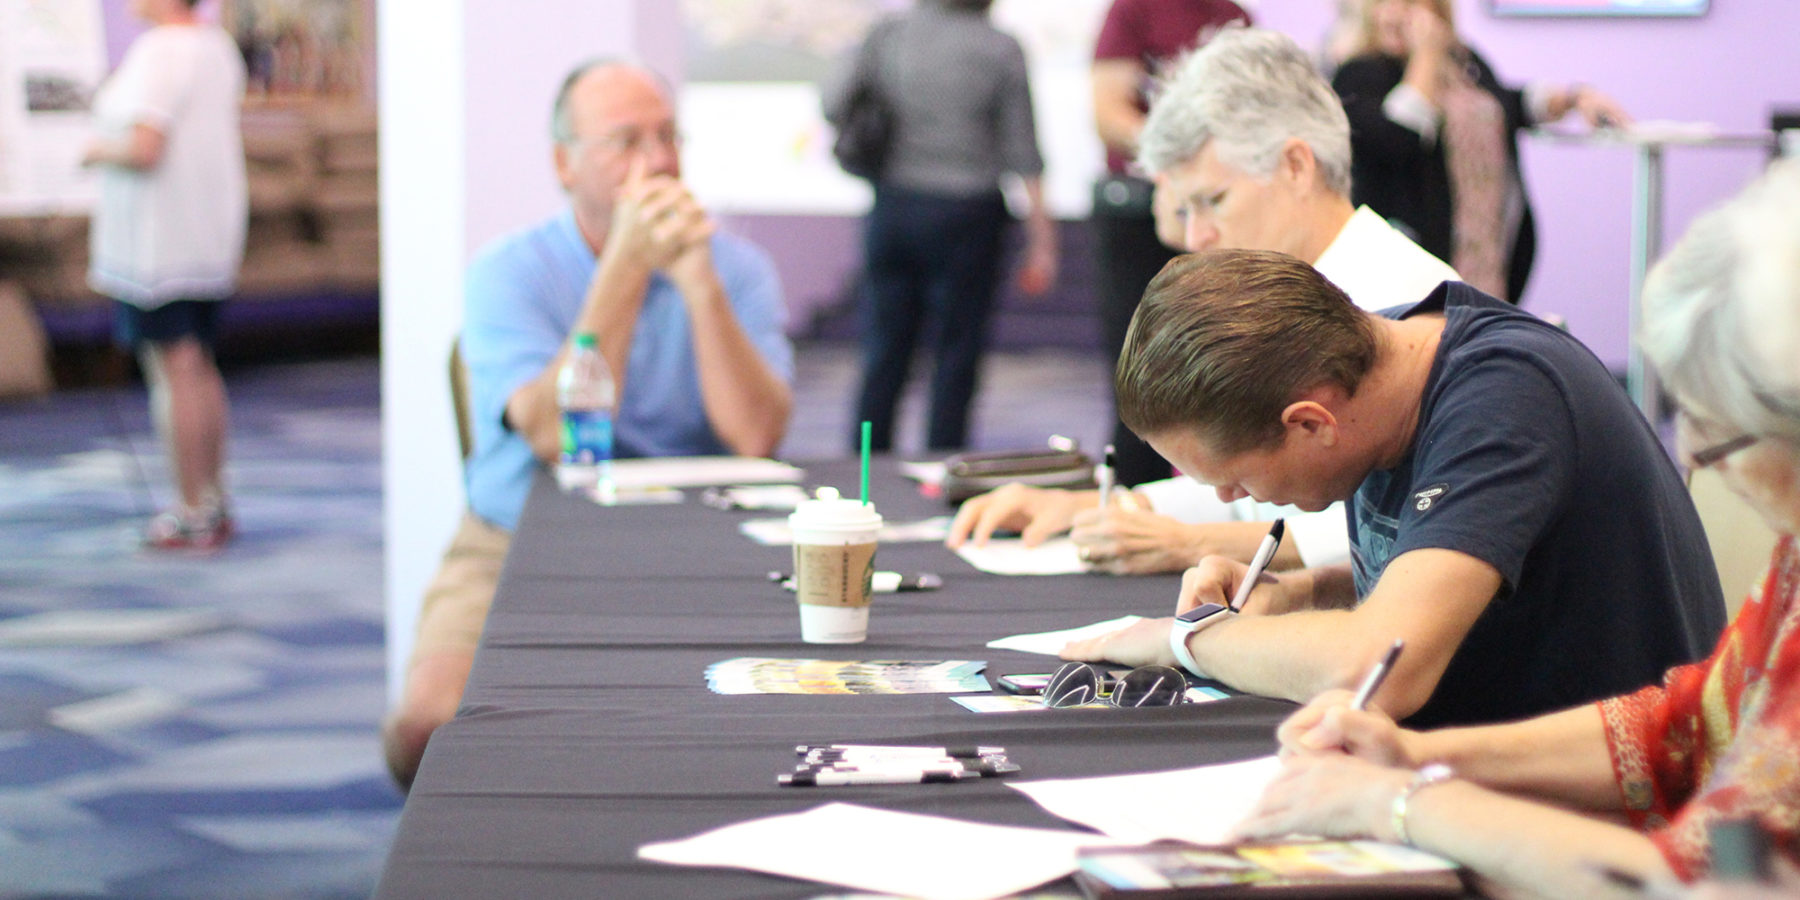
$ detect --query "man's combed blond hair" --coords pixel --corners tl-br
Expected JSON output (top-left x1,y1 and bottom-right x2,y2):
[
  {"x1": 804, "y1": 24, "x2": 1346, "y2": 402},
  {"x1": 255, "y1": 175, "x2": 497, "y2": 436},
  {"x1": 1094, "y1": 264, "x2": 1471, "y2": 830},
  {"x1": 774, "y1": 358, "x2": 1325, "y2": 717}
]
[{"x1": 1116, "y1": 250, "x2": 1379, "y2": 454}]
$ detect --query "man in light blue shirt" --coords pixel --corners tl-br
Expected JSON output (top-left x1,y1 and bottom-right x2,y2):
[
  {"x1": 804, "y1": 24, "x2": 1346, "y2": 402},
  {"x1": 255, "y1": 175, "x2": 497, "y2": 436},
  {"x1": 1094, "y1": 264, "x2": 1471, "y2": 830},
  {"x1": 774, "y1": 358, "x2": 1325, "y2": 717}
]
[
  {"x1": 462, "y1": 206, "x2": 793, "y2": 531},
  {"x1": 383, "y1": 60, "x2": 795, "y2": 788}
]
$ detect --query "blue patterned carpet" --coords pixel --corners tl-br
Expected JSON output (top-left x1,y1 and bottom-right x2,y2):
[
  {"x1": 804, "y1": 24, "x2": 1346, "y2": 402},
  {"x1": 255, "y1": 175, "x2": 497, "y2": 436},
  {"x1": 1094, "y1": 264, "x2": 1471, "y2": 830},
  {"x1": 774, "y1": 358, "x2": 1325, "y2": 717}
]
[
  {"x1": 0, "y1": 357, "x2": 397, "y2": 900},
  {"x1": 0, "y1": 343, "x2": 1112, "y2": 898}
]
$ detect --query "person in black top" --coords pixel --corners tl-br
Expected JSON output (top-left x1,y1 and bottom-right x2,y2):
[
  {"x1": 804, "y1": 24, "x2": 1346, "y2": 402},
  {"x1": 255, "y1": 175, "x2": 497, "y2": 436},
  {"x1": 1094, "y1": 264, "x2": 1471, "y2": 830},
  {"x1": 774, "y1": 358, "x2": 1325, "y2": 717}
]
[
  {"x1": 1331, "y1": 0, "x2": 1627, "y2": 303},
  {"x1": 1063, "y1": 249, "x2": 1724, "y2": 728}
]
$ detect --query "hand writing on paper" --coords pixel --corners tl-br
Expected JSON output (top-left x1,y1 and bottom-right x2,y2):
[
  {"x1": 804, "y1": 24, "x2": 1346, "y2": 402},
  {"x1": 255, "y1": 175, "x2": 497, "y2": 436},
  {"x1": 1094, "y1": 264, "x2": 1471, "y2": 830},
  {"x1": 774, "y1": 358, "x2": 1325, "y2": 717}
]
[
  {"x1": 1080, "y1": 511, "x2": 1224, "y2": 572},
  {"x1": 946, "y1": 483, "x2": 1094, "y2": 549},
  {"x1": 1274, "y1": 689, "x2": 1419, "y2": 764},
  {"x1": 1233, "y1": 754, "x2": 1411, "y2": 844},
  {"x1": 1176, "y1": 556, "x2": 1290, "y2": 616}
]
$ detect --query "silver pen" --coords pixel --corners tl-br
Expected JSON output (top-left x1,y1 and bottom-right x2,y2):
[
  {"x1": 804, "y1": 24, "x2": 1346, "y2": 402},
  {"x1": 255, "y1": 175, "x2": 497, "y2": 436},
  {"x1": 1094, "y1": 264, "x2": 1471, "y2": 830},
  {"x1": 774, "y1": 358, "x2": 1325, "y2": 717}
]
[{"x1": 1351, "y1": 639, "x2": 1405, "y2": 710}]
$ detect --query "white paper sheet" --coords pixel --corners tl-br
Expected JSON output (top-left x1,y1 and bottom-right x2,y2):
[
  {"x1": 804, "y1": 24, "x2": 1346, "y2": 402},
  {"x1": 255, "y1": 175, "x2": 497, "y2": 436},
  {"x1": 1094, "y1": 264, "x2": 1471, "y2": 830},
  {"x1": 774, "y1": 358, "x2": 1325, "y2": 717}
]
[
  {"x1": 986, "y1": 615, "x2": 1144, "y2": 655},
  {"x1": 607, "y1": 456, "x2": 806, "y2": 490},
  {"x1": 1009, "y1": 755, "x2": 1283, "y2": 846},
  {"x1": 638, "y1": 802, "x2": 1121, "y2": 900},
  {"x1": 954, "y1": 537, "x2": 1086, "y2": 575}
]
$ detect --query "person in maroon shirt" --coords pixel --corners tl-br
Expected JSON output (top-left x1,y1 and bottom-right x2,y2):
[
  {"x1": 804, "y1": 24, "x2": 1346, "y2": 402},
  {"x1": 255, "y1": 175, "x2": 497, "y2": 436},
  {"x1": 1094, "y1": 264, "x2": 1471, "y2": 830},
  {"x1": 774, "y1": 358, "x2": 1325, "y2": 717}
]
[{"x1": 1090, "y1": 0, "x2": 1250, "y2": 487}]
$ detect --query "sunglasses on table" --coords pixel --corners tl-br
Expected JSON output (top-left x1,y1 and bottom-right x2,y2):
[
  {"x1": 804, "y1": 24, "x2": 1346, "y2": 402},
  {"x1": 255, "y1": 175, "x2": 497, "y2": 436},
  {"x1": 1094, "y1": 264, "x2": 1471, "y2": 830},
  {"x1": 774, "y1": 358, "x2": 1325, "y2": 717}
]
[{"x1": 1042, "y1": 662, "x2": 1190, "y2": 709}]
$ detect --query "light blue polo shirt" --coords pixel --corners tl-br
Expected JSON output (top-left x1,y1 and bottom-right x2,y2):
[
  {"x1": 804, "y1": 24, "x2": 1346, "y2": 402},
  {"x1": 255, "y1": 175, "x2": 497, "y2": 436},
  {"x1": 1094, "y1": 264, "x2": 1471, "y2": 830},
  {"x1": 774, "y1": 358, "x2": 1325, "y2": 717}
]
[{"x1": 460, "y1": 209, "x2": 793, "y2": 531}]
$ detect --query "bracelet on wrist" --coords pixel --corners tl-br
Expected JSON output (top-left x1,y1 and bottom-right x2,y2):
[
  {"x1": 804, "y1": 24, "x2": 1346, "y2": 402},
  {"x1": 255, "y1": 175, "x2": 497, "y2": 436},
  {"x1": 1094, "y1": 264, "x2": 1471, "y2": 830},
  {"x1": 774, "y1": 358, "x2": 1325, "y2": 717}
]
[{"x1": 1390, "y1": 762, "x2": 1455, "y2": 847}]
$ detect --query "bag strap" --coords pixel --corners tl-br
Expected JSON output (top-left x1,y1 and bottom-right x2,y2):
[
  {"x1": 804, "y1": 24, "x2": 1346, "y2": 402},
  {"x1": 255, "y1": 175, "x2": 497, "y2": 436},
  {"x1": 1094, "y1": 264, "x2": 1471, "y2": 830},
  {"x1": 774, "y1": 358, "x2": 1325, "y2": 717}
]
[{"x1": 855, "y1": 18, "x2": 898, "y2": 99}]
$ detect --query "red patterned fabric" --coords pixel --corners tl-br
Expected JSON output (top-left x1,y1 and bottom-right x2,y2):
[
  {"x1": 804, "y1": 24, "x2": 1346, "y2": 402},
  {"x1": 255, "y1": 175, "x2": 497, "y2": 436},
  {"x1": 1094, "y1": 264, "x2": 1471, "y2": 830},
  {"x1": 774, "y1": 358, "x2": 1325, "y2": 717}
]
[{"x1": 1599, "y1": 535, "x2": 1800, "y2": 879}]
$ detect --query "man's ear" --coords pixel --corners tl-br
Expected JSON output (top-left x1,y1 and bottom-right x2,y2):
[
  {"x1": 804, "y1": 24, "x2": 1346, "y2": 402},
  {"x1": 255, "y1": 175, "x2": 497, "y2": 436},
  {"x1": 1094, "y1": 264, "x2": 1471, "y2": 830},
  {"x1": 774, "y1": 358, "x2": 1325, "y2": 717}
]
[
  {"x1": 1278, "y1": 137, "x2": 1317, "y2": 192},
  {"x1": 552, "y1": 142, "x2": 574, "y2": 191},
  {"x1": 1281, "y1": 398, "x2": 1339, "y2": 446}
]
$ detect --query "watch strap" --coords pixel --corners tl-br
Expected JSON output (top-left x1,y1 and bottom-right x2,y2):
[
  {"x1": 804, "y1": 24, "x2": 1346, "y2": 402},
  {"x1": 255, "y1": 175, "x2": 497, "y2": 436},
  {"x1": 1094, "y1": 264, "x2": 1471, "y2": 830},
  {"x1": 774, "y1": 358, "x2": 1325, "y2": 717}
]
[{"x1": 1167, "y1": 610, "x2": 1231, "y2": 677}]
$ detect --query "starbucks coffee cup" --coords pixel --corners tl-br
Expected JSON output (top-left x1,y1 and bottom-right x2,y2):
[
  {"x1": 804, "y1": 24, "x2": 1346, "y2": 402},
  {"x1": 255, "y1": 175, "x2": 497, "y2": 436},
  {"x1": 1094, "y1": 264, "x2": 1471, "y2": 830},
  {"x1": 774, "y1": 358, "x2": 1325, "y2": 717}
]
[{"x1": 788, "y1": 487, "x2": 883, "y2": 643}]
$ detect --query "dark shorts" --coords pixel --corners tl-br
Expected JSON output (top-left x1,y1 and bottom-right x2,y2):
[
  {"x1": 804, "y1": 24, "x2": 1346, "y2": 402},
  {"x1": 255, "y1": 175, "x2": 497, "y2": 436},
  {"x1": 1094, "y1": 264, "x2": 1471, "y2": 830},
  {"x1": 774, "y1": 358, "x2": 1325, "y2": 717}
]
[{"x1": 114, "y1": 299, "x2": 223, "y2": 352}]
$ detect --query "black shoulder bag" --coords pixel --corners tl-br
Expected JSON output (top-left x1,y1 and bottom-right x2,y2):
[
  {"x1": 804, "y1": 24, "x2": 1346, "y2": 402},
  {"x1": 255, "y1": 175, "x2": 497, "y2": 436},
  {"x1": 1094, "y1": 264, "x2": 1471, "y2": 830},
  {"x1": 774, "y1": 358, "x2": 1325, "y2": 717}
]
[{"x1": 830, "y1": 20, "x2": 897, "y2": 181}]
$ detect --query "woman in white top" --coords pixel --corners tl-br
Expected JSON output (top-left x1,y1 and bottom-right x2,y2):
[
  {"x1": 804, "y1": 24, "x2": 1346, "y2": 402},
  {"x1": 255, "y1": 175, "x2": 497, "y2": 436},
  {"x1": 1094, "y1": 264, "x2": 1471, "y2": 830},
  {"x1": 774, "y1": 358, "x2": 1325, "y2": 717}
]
[{"x1": 83, "y1": 0, "x2": 247, "y2": 550}]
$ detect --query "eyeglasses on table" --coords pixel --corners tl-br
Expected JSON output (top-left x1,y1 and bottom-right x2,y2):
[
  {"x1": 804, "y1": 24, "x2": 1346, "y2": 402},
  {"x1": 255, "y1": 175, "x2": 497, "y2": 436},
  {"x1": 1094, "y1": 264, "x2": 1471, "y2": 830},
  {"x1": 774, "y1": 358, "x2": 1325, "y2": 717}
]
[{"x1": 1042, "y1": 661, "x2": 1190, "y2": 709}]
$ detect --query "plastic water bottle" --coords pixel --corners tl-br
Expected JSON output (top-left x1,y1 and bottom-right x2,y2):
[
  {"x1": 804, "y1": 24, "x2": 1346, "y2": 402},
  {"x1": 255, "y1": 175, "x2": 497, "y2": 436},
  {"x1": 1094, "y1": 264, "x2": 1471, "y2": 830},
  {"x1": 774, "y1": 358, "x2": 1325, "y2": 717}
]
[{"x1": 557, "y1": 333, "x2": 615, "y2": 495}]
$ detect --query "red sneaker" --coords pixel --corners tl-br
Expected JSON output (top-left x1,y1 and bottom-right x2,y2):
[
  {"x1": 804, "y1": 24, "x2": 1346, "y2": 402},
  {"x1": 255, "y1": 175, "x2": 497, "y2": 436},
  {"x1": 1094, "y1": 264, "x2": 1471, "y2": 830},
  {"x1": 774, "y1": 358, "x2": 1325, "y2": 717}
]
[{"x1": 143, "y1": 508, "x2": 235, "y2": 552}]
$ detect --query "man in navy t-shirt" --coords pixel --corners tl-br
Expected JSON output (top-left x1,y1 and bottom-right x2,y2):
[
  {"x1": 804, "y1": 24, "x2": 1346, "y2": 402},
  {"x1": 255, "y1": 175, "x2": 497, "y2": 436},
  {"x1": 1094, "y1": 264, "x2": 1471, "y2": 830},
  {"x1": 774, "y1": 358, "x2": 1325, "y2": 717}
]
[{"x1": 1065, "y1": 249, "x2": 1724, "y2": 726}]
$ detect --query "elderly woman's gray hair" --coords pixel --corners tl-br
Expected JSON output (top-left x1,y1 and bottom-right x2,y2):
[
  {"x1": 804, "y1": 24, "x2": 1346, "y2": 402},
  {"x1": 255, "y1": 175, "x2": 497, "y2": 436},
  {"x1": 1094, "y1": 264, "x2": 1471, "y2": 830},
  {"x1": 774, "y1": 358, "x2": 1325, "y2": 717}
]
[
  {"x1": 1642, "y1": 158, "x2": 1800, "y2": 443},
  {"x1": 1136, "y1": 28, "x2": 1352, "y2": 198}
]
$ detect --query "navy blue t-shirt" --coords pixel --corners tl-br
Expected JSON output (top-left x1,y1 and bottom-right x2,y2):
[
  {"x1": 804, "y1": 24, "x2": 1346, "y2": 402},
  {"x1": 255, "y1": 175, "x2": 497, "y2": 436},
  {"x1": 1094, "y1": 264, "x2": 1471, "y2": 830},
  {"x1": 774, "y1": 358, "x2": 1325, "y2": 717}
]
[{"x1": 1349, "y1": 283, "x2": 1725, "y2": 727}]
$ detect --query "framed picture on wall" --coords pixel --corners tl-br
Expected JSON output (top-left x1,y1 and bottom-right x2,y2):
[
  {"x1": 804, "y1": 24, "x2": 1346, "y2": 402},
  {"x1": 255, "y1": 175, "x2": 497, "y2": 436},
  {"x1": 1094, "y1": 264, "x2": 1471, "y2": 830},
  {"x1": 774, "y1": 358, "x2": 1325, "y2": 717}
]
[{"x1": 1491, "y1": 0, "x2": 1707, "y2": 16}]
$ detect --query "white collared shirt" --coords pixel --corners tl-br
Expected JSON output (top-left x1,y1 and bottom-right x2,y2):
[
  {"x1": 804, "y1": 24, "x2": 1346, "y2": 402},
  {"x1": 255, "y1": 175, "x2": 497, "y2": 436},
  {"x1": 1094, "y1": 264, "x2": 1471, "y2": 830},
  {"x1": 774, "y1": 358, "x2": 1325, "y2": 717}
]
[{"x1": 1133, "y1": 207, "x2": 1460, "y2": 568}]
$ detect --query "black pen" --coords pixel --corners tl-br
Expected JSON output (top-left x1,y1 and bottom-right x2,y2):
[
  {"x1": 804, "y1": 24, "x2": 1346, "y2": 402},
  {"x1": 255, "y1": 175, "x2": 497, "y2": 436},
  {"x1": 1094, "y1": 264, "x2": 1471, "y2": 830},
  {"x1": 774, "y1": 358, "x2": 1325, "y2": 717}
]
[
  {"x1": 767, "y1": 571, "x2": 943, "y2": 593},
  {"x1": 796, "y1": 758, "x2": 1020, "y2": 777},
  {"x1": 778, "y1": 768, "x2": 978, "y2": 787},
  {"x1": 1350, "y1": 639, "x2": 1404, "y2": 710}
]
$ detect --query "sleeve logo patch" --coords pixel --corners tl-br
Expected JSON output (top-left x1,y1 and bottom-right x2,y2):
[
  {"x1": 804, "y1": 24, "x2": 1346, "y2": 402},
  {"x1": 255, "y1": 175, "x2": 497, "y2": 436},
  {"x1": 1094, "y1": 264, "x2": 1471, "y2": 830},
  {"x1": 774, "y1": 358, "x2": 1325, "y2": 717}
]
[{"x1": 1413, "y1": 483, "x2": 1449, "y2": 512}]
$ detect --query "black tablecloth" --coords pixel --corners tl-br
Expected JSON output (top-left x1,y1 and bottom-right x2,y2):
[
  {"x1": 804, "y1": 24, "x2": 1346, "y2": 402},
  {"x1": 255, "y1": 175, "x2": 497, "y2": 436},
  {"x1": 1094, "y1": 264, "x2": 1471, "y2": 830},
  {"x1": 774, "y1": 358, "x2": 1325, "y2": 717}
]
[{"x1": 375, "y1": 460, "x2": 1294, "y2": 899}]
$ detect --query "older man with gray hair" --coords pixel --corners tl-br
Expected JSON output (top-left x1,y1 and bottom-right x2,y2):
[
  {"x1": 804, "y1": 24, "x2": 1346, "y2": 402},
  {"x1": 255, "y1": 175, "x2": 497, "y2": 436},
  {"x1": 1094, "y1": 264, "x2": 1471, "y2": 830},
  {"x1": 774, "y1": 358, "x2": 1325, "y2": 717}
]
[
  {"x1": 381, "y1": 59, "x2": 795, "y2": 788},
  {"x1": 949, "y1": 27, "x2": 1456, "y2": 576}
]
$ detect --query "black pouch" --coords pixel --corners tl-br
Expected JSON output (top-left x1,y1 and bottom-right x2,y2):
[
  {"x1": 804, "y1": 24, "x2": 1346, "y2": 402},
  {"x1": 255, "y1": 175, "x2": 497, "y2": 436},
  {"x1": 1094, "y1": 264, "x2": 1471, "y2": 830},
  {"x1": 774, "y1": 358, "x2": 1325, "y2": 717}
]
[
  {"x1": 1091, "y1": 173, "x2": 1156, "y2": 218},
  {"x1": 940, "y1": 446, "x2": 1095, "y2": 505}
]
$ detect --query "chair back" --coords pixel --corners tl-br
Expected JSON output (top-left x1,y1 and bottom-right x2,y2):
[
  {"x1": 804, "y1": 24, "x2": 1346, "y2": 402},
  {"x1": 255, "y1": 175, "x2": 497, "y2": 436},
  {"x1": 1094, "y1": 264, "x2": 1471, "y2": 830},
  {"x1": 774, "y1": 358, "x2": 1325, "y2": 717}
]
[{"x1": 449, "y1": 339, "x2": 474, "y2": 462}]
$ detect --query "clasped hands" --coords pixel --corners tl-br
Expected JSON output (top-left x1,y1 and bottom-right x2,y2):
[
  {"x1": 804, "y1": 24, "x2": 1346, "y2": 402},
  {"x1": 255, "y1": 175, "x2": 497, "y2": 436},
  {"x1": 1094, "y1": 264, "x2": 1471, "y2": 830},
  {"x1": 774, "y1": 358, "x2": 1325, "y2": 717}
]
[{"x1": 608, "y1": 155, "x2": 717, "y2": 285}]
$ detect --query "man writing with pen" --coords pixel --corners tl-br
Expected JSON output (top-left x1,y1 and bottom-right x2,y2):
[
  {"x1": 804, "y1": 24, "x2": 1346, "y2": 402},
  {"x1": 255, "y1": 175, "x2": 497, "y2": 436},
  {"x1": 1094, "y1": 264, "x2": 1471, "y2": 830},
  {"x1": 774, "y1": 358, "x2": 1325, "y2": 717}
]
[
  {"x1": 948, "y1": 29, "x2": 1460, "y2": 576},
  {"x1": 1061, "y1": 247, "x2": 1724, "y2": 727}
]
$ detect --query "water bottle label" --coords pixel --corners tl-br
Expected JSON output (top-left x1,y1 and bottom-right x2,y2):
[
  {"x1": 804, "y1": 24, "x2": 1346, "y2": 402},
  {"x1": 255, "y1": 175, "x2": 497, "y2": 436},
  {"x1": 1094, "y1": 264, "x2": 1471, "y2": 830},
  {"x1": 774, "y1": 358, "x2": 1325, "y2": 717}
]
[{"x1": 559, "y1": 409, "x2": 614, "y2": 465}]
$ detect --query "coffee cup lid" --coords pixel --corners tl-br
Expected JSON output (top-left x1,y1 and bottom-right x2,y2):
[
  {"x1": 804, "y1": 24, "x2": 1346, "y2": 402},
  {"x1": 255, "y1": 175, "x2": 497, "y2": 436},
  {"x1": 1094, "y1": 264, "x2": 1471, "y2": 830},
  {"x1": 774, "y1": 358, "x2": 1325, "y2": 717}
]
[{"x1": 789, "y1": 486, "x2": 882, "y2": 530}]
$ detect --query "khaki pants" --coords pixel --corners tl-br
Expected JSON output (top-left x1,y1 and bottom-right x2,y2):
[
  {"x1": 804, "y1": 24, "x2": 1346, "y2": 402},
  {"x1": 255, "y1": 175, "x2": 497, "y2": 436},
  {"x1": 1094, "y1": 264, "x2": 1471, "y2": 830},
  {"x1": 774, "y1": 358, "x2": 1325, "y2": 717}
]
[{"x1": 409, "y1": 510, "x2": 511, "y2": 670}]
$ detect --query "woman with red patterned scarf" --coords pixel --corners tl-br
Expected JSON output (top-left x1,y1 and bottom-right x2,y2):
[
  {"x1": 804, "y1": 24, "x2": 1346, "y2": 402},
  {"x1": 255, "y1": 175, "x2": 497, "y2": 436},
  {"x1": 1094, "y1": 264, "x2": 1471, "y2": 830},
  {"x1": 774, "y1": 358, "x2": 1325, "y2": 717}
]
[{"x1": 1227, "y1": 159, "x2": 1800, "y2": 898}]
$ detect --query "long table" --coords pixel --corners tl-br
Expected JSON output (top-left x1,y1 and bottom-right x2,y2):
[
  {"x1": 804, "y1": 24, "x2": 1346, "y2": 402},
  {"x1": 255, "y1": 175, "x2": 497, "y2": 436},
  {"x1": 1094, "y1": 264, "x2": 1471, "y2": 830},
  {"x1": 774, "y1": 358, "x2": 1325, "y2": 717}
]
[{"x1": 375, "y1": 460, "x2": 1295, "y2": 898}]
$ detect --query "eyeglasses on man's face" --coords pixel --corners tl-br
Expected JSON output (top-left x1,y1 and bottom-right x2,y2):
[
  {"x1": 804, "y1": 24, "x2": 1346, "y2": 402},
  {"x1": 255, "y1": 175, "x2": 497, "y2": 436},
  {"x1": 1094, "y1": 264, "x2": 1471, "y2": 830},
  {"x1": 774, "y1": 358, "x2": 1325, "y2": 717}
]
[
  {"x1": 1042, "y1": 662, "x2": 1189, "y2": 709},
  {"x1": 577, "y1": 124, "x2": 684, "y2": 158},
  {"x1": 1676, "y1": 408, "x2": 1759, "y2": 470}
]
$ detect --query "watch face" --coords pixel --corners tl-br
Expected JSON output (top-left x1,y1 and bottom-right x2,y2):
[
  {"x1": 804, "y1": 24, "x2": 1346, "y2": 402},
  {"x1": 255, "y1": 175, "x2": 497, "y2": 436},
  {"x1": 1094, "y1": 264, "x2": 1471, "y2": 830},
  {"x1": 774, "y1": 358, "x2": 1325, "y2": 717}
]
[{"x1": 1176, "y1": 602, "x2": 1230, "y2": 626}]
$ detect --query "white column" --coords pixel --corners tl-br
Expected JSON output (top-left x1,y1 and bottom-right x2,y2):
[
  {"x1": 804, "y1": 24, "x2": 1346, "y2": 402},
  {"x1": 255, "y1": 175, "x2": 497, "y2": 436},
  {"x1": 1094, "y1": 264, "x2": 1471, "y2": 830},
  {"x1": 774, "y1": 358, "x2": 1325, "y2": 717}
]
[{"x1": 379, "y1": 0, "x2": 467, "y2": 702}]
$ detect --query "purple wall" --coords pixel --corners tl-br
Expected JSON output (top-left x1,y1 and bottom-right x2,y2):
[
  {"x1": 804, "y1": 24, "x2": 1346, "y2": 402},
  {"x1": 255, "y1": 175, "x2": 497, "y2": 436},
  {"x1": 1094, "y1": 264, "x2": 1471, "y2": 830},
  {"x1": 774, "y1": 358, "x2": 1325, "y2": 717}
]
[
  {"x1": 100, "y1": 0, "x2": 145, "y2": 66},
  {"x1": 101, "y1": 0, "x2": 226, "y2": 64},
  {"x1": 103, "y1": 0, "x2": 1798, "y2": 365},
  {"x1": 741, "y1": 0, "x2": 1800, "y2": 363},
  {"x1": 1256, "y1": 0, "x2": 1800, "y2": 368}
]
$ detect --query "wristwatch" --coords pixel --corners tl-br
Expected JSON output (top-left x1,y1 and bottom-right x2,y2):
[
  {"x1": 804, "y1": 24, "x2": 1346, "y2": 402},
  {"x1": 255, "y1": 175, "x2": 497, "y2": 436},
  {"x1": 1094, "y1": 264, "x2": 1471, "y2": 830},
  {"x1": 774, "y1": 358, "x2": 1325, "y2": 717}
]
[
  {"x1": 1167, "y1": 602, "x2": 1234, "y2": 678},
  {"x1": 1390, "y1": 762, "x2": 1455, "y2": 847}
]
